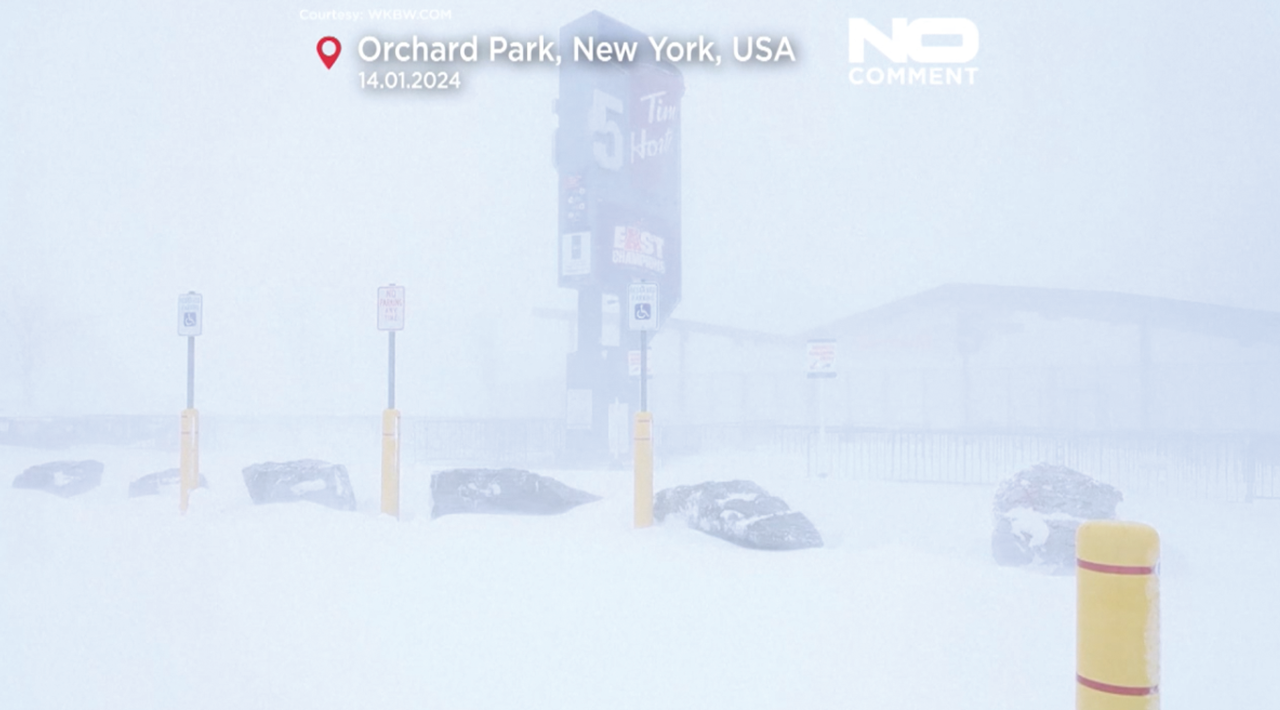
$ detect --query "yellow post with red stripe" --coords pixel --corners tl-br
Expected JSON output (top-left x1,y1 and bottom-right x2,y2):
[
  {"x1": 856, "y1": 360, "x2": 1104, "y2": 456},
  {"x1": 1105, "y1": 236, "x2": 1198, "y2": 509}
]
[
  {"x1": 1076, "y1": 520, "x2": 1160, "y2": 709},
  {"x1": 179, "y1": 408, "x2": 199, "y2": 514},
  {"x1": 633, "y1": 412, "x2": 653, "y2": 528},
  {"x1": 381, "y1": 408, "x2": 400, "y2": 518}
]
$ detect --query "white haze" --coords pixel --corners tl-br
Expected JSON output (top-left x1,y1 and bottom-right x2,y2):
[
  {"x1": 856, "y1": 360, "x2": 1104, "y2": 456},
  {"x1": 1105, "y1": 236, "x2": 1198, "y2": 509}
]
[{"x1": 1, "y1": 1, "x2": 1278, "y2": 416}]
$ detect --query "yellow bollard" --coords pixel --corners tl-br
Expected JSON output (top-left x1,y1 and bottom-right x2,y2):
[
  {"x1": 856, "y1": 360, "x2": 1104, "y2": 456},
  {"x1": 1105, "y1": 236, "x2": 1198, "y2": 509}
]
[
  {"x1": 634, "y1": 412, "x2": 653, "y2": 528},
  {"x1": 179, "y1": 408, "x2": 199, "y2": 514},
  {"x1": 1077, "y1": 520, "x2": 1160, "y2": 710},
  {"x1": 381, "y1": 408, "x2": 400, "y2": 518}
]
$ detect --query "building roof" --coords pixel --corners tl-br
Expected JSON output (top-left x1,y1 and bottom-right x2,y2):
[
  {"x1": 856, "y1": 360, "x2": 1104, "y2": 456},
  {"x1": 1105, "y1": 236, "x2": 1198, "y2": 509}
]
[{"x1": 804, "y1": 284, "x2": 1280, "y2": 346}]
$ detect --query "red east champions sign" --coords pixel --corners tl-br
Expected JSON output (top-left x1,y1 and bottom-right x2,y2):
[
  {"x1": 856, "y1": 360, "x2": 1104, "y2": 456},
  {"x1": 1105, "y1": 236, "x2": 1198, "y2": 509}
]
[{"x1": 612, "y1": 225, "x2": 666, "y2": 274}]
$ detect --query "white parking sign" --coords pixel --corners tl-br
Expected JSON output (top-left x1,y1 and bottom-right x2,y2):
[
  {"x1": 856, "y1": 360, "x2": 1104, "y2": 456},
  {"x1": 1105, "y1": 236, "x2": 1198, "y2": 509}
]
[
  {"x1": 177, "y1": 292, "x2": 203, "y2": 336},
  {"x1": 377, "y1": 285, "x2": 405, "y2": 331},
  {"x1": 806, "y1": 339, "x2": 837, "y2": 378},
  {"x1": 628, "y1": 283, "x2": 658, "y2": 331}
]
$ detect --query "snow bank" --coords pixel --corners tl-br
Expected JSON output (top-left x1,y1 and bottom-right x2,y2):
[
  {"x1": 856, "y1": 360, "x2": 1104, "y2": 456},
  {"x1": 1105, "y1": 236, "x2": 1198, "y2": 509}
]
[{"x1": 1, "y1": 443, "x2": 1277, "y2": 709}]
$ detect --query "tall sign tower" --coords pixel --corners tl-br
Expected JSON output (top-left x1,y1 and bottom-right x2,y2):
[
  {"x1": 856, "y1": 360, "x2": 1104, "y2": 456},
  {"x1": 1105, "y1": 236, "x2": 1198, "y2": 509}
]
[{"x1": 555, "y1": 11, "x2": 684, "y2": 461}]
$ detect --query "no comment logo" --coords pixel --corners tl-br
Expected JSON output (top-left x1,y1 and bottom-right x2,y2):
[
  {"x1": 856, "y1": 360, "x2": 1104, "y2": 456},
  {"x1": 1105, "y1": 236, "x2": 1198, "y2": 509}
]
[{"x1": 848, "y1": 18, "x2": 980, "y2": 87}]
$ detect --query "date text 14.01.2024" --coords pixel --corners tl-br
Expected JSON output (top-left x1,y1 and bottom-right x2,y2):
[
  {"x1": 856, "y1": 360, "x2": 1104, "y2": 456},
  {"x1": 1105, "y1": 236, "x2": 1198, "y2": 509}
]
[{"x1": 359, "y1": 71, "x2": 461, "y2": 90}]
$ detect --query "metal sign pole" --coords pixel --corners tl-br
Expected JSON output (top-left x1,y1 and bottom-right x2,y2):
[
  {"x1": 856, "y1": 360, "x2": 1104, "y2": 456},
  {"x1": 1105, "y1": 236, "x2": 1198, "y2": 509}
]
[
  {"x1": 388, "y1": 330, "x2": 396, "y2": 410},
  {"x1": 627, "y1": 281, "x2": 658, "y2": 528},
  {"x1": 819, "y1": 378, "x2": 826, "y2": 447},
  {"x1": 377, "y1": 284, "x2": 405, "y2": 519},
  {"x1": 186, "y1": 335, "x2": 195, "y2": 408},
  {"x1": 640, "y1": 329, "x2": 648, "y2": 412},
  {"x1": 805, "y1": 339, "x2": 837, "y2": 478},
  {"x1": 177, "y1": 291, "x2": 203, "y2": 514}
]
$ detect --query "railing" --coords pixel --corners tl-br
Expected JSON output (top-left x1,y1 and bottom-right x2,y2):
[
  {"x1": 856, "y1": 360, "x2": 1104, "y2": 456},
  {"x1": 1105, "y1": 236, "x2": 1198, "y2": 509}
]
[
  {"x1": 0, "y1": 415, "x2": 174, "y2": 450},
  {"x1": 651, "y1": 423, "x2": 1280, "y2": 502},
  {"x1": 404, "y1": 418, "x2": 565, "y2": 466},
  {"x1": 805, "y1": 429, "x2": 1279, "y2": 502},
  {"x1": 4, "y1": 415, "x2": 1276, "y2": 501}
]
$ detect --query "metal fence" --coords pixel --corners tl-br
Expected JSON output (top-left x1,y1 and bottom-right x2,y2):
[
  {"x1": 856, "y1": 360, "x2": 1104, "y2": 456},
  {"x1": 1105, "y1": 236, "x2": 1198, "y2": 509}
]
[
  {"x1": 804, "y1": 429, "x2": 1278, "y2": 502},
  {"x1": 192, "y1": 416, "x2": 565, "y2": 468},
  {"x1": 0, "y1": 415, "x2": 174, "y2": 450},
  {"x1": 5, "y1": 415, "x2": 1277, "y2": 501},
  {"x1": 404, "y1": 418, "x2": 565, "y2": 466},
  {"x1": 650, "y1": 423, "x2": 1280, "y2": 502}
]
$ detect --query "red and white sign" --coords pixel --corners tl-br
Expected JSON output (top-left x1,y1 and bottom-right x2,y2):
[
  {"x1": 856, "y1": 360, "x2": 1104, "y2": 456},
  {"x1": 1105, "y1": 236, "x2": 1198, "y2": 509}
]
[
  {"x1": 377, "y1": 285, "x2": 405, "y2": 331},
  {"x1": 612, "y1": 226, "x2": 666, "y2": 274},
  {"x1": 806, "y1": 339, "x2": 837, "y2": 378},
  {"x1": 628, "y1": 349, "x2": 654, "y2": 377}
]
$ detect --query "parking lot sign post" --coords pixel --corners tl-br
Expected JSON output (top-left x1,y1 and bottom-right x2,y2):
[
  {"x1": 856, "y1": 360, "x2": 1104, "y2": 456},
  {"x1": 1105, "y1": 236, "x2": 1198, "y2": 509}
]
[
  {"x1": 806, "y1": 339, "x2": 838, "y2": 476},
  {"x1": 628, "y1": 282, "x2": 658, "y2": 527},
  {"x1": 176, "y1": 292, "x2": 203, "y2": 513},
  {"x1": 629, "y1": 282, "x2": 658, "y2": 411},
  {"x1": 377, "y1": 285, "x2": 405, "y2": 518}
]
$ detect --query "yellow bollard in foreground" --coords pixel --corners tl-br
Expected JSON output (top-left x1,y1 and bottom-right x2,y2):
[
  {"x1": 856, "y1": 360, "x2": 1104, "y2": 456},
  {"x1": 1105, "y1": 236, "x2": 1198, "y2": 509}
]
[
  {"x1": 381, "y1": 408, "x2": 401, "y2": 518},
  {"x1": 179, "y1": 408, "x2": 199, "y2": 514},
  {"x1": 1077, "y1": 520, "x2": 1160, "y2": 710},
  {"x1": 634, "y1": 412, "x2": 653, "y2": 528}
]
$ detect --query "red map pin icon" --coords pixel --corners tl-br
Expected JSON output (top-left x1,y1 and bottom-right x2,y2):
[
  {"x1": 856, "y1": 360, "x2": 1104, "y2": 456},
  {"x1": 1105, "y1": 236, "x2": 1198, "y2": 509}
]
[{"x1": 317, "y1": 37, "x2": 341, "y2": 70}]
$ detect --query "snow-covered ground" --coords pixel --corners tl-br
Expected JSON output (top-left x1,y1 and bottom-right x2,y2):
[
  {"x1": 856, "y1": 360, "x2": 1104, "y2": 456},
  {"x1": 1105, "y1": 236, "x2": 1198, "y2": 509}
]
[{"x1": 1, "y1": 443, "x2": 1277, "y2": 709}]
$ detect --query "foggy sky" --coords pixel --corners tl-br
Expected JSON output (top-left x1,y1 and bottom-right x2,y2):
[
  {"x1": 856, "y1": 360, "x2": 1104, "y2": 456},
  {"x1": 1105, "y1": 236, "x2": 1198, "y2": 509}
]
[{"x1": 1, "y1": 0, "x2": 1277, "y2": 416}]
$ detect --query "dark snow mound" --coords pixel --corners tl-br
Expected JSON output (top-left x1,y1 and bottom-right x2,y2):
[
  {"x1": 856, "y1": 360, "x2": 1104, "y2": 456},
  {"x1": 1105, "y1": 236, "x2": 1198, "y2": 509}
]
[
  {"x1": 12, "y1": 460, "x2": 103, "y2": 498},
  {"x1": 242, "y1": 460, "x2": 356, "y2": 511},
  {"x1": 128, "y1": 468, "x2": 209, "y2": 498},
  {"x1": 991, "y1": 463, "x2": 1122, "y2": 571},
  {"x1": 431, "y1": 468, "x2": 600, "y2": 518},
  {"x1": 654, "y1": 480, "x2": 823, "y2": 551}
]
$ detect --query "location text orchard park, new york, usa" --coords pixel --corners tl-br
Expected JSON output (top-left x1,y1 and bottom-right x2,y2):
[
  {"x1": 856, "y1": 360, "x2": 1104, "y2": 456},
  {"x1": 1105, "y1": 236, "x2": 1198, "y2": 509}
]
[
  {"x1": 354, "y1": 33, "x2": 796, "y2": 66},
  {"x1": 331, "y1": 19, "x2": 985, "y2": 89}
]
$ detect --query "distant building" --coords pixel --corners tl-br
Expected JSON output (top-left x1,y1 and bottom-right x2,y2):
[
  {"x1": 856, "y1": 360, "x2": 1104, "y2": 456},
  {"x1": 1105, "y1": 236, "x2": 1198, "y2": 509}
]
[{"x1": 650, "y1": 284, "x2": 1280, "y2": 433}]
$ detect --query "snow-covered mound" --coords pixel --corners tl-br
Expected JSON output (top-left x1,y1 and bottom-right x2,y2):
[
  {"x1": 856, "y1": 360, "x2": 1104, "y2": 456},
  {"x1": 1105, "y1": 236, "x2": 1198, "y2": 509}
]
[
  {"x1": 128, "y1": 468, "x2": 209, "y2": 498},
  {"x1": 242, "y1": 459, "x2": 356, "y2": 511},
  {"x1": 12, "y1": 459, "x2": 103, "y2": 498},
  {"x1": 5, "y1": 443, "x2": 1280, "y2": 709},
  {"x1": 654, "y1": 479, "x2": 823, "y2": 550},
  {"x1": 430, "y1": 468, "x2": 600, "y2": 518},
  {"x1": 991, "y1": 463, "x2": 1122, "y2": 571}
]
